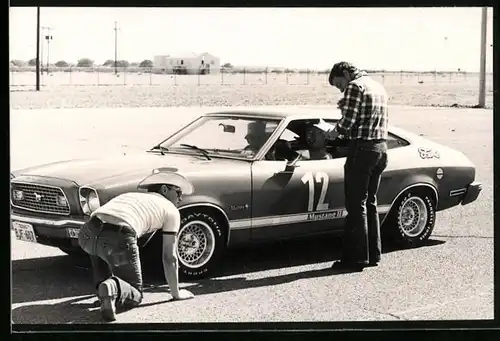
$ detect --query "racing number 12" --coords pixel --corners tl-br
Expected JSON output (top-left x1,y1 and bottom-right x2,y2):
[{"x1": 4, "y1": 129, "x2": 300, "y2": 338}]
[{"x1": 301, "y1": 171, "x2": 330, "y2": 212}]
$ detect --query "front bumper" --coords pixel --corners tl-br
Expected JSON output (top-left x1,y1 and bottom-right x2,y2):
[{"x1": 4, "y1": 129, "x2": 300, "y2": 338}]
[
  {"x1": 461, "y1": 181, "x2": 482, "y2": 206},
  {"x1": 11, "y1": 212, "x2": 87, "y2": 249}
]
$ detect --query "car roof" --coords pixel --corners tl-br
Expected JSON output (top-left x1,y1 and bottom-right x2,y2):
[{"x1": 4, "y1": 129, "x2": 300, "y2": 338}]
[{"x1": 203, "y1": 105, "x2": 343, "y2": 120}]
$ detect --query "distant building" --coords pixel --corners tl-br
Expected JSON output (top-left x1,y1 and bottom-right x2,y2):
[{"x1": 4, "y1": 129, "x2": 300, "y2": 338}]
[{"x1": 153, "y1": 52, "x2": 220, "y2": 74}]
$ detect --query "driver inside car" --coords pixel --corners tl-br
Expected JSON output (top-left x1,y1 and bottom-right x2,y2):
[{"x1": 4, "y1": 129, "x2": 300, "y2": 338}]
[
  {"x1": 242, "y1": 121, "x2": 269, "y2": 154},
  {"x1": 305, "y1": 124, "x2": 332, "y2": 160}
]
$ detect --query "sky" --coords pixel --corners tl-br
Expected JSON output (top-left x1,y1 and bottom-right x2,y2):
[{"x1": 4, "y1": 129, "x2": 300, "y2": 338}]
[{"x1": 9, "y1": 7, "x2": 494, "y2": 72}]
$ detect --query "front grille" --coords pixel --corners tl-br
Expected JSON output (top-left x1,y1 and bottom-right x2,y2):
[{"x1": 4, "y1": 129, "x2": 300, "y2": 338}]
[{"x1": 11, "y1": 182, "x2": 71, "y2": 216}]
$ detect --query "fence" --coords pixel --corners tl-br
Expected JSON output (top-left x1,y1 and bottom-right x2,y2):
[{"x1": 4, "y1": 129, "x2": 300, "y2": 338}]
[{"x1": 9, "y1": 66, "x2": 494, "y2": 88}]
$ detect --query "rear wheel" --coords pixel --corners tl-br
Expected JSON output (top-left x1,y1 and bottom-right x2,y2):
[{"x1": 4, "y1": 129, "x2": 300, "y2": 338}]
[{"x1": 386, "y1": 189, "x2": 436, "y2": 246}]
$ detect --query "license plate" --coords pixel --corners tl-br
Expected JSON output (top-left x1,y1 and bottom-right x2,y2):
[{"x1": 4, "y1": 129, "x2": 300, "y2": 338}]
[
  {"x1": 12, "y1": 221, "x2": 37, "y2": 243},
  {"x1": 67, "y1": 228, "x2": 80, "y2": 239}
]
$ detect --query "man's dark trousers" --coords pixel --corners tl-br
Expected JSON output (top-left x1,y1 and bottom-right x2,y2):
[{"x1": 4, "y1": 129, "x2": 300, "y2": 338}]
[
  {"x1": 342, "y1": 139, "x2": 388, "y2": 265},
  {"x1": 78, "y1": 216, "x2": 143, "y2": 309}
]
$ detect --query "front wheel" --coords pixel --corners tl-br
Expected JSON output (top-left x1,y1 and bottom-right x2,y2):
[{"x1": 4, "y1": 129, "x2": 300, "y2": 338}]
[
  {"x1": 177, "y1": 211, "x2": 225, "y2": 280},
  {"x1": 386, "y1": 190, "x2": 436, "y2": 246}
]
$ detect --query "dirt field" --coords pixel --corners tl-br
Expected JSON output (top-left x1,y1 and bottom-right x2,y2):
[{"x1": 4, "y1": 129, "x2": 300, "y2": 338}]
[
  {"x1": 9, "y1": 71, "x2": 494, "y2": 109},
  {"x1": 11, "y1": 105, "x2": 493, "y2": 324}
]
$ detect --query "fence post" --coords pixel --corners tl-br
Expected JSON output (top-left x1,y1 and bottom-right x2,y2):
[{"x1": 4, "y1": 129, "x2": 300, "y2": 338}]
[
  {"x1": 449, "y1": 72, "x2": 452, "y2": 83},
  {"x1": 286, "y1": 72, "x2": 289, "y2": 85},
  {"x1": 381, "y1": 70, "x2": 385, "y2": 84},
  {"x1": 149, "y1": 68, "x2": 152, "y2": 85},
  {"x1": 400, "y1": 70, "x2": 403, "y2": 84},
  {"x1": 221, "y1": 68, "x2": 224, "y2": 85},
  {"x1": 417, "y1": 72, "x2": 420, "y2": 83},
  {"x1": 265, "y1": 67, "x2": 268, "y2": 85},
  {"x1": 243, "y1": 68, "x2": 246, "y2": 85},
  {"x1": 174, "y1": 72, "x2": 177, "y2": 86}
]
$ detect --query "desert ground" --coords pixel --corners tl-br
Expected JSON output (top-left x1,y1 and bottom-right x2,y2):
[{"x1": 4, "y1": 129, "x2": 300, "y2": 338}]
[
  {"x1": 10, "y1": 71, "x2": 494, "y2": 109},
  {"x1": 10, "y1": 105, "x2": 493, "y2": 324}
]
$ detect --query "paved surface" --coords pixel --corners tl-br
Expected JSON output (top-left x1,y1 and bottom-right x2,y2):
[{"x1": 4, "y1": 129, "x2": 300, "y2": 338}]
[{"x1": 10, "y1": 105, "x2": 493, "y2": 323}]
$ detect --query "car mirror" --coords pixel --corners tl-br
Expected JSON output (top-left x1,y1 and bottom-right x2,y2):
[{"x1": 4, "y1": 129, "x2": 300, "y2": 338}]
[{"x1": 219, "y1": 123, "x2": 236, "y2": 133}]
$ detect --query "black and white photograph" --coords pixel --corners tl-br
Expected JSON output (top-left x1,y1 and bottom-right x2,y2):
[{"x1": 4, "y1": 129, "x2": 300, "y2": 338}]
[{"x1": 10, "y1": 6, "x2": 494, "y2": 327}]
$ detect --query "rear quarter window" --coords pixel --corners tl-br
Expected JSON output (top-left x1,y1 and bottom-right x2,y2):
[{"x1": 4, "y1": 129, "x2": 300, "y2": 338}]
[{"x1": 387, "y1": 133, "x2": 410, "y2": 149}]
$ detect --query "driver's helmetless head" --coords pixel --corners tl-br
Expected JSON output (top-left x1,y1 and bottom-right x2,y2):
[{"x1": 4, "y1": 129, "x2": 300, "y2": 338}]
[{"x1": 245, "y1": 121, "x2": 268, "y2": 148}]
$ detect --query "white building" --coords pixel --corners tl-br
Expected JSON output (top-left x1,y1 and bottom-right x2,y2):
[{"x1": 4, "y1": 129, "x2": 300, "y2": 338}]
[{"x1": 153, "y1": 52, "x2": 220, "y2": 74}]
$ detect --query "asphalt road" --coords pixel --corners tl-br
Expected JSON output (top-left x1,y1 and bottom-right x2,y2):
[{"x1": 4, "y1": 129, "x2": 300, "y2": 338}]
[{"x1": 10, "y1": 105, "x2": 493, "y2": 323}]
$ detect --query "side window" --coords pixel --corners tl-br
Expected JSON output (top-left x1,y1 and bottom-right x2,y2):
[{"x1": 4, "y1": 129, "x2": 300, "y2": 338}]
[{"x1": 387, "y1": 133, "x2": 409, "y2": 149}]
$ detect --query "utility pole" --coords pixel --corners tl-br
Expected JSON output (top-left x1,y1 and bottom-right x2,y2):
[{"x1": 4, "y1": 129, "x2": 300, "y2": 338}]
[
  {"x1": 41, "y1": 26, "x2": 49, "y2": 75},
  {"x1": 36, "y1": 7, "x2": 40, "y2": 91},
  {"x1": 114, "y1": 21, "x2": 119, "y2": 75},
  {"x1": 478, "y1": 7, "x2": 488, "y2": 108},
  {"x1": 45, "y1": 27, "x2": 53, "y2": 75}
]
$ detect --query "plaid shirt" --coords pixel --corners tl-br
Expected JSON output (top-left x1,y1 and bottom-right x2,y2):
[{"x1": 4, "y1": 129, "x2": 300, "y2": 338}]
[{"x1": 334, "y1": 72, "x2": 388, "y2": 140}]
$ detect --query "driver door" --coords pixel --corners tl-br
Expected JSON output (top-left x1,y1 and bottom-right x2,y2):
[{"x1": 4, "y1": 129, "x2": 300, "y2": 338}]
[{"x1": 250, "y1": 156, "x2": 347, "y2": 241}]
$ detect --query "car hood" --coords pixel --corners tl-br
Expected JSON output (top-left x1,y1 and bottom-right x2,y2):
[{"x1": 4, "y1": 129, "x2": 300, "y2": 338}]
[{"x1": 12, "y1": 152, "x2": 242, "y2": 187}]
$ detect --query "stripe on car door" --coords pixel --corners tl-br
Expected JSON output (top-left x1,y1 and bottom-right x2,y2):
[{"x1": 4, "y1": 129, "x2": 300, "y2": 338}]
[{"x1": 229, "y1": 204, "x2": 391, "y2": 230}]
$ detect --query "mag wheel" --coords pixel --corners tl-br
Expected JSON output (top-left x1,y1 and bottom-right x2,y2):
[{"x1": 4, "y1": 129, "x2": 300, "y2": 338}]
[
  {"x1": 388, "y1": 190, "x2": 436, "y2": 246},
  {"x1": 177, "y1": 211, "x2": 225, "y2": 280}
]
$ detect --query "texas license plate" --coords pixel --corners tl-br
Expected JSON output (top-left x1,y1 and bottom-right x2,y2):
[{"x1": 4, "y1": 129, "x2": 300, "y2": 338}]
[
  {"x1": 67, "y1": 228, "x2": 80, "y2": 239},
  {"x1": 12, "y1": 221, "x2": 37, "y2": 243}
]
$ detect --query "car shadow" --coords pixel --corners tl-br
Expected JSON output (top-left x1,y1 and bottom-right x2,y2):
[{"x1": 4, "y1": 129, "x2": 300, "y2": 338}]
[
  {"x1": 141, "y1": 235, "x2": 447, "y2": 283},
  {"x1": 143, "y1": 237, "x2": 447, "y2": 297},
  {"x1": 12, "y1": 255, "x2": 96, "y2": 304},
  {"x1": 11, "y1": 236, "x2": 446, "y2": 323},
  {"x1": 11, "y1": 295, "x2": 103, "y2": 324}
]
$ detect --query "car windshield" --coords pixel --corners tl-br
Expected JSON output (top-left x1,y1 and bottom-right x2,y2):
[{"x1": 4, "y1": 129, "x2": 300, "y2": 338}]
[{"x1": 160, "y1": 116, "x2": 281, "y2": 159}]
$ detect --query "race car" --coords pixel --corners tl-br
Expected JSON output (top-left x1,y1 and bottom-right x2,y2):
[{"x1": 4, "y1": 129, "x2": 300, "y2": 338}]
[{"x1": 10, "y1": 106, "x2": 482, "y2": 279}]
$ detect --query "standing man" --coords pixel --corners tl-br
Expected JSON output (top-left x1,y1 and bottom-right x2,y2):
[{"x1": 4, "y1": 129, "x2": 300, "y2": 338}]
[
  {"x1": 78, "y1": 174, "x2": 195, "y2": 322},
  {"x1": 326, "y1": 62, "x2": 389, "y2": 272}
]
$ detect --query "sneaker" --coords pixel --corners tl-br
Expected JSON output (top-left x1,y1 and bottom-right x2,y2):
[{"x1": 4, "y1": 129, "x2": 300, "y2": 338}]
[{"x1": 98, "y1": 279, "x2": 118, "y2": 322}]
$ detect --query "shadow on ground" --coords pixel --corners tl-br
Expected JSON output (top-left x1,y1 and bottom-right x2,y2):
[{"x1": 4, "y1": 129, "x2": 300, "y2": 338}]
[
  {"x1": 142, "y1": 235, "x2": 446, "y2": 284},
  {"x1": 12, "y1": 236, "x2": 445, "y2": 323}
]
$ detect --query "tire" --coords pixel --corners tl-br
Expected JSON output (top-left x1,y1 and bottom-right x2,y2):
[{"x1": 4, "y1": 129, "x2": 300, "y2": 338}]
[
  {"x1": 386, "y1": 190, "x2": 436, "y2": 246},
  {"x1": 177, "y1": 211, "x2": 225, "y2": 280}
]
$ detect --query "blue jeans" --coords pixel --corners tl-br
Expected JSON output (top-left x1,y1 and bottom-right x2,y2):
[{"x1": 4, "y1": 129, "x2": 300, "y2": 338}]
[
  {"x1": 78, "y1": 216, "x2": 143, "y2": 309},
  {"x1": 342, "y1": 139, "x2": 388, "y2": 265}
]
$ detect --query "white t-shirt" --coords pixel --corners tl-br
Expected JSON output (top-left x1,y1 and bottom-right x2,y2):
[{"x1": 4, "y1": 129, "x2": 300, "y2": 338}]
[{"x1": 91, "y1": 192, "x2": 180, "y2": 237}]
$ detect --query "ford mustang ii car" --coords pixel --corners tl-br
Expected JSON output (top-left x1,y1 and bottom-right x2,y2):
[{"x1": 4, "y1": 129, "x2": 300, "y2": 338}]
[{"x1": 10, "y1": 106, "x2": 482, "y2": 279}]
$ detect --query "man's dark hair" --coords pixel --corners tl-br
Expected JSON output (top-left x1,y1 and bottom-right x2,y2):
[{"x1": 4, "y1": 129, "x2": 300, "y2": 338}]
[{"x1": 328, "y1": 61, "x2": 358, "y2": 86}]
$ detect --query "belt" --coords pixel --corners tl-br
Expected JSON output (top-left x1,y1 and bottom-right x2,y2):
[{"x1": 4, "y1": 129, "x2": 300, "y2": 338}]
[{"x1": 94, "y1": 216, "x2": 135, "y2": 235}]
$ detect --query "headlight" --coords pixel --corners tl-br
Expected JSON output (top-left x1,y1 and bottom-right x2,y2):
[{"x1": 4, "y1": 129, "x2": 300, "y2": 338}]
[
  {"x1": 12, "y1": 189, "x2": 24, "y2": 201},
  {"x1": 79, "y1": 187, "x2": 101, "y2": 215}
]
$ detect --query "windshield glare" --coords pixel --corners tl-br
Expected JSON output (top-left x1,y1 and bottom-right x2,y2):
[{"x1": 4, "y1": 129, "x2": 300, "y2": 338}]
[{"x1": 162, "y1": 116, "x2": 281, "y2": 158}]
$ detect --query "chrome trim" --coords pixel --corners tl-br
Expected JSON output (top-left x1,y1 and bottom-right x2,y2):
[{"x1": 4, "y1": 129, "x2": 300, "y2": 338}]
[
  {"x1": 10, "y1": 181, "x2": 71, "y2": 216},
  {"x1": 380, "y1": 183, "x2": 439, "y2": 227},
  {"x1": 78, "y1": 186, "x2": 101, "y2": 214},
  {"x1": 10, "y1": 214, "x2": 85, "y2": 227},
  {"x1": 449, "y1": 188, "x2": 467, "y2": 197}
]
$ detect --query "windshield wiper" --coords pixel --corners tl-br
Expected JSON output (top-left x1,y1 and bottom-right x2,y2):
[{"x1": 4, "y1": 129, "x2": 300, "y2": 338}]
[
  {"x1": 149, "y1": 145, "x2": 169, "y2": 155},
  {"x1": 179, "y1": 144, "x2": 211, "y2": 160}
]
